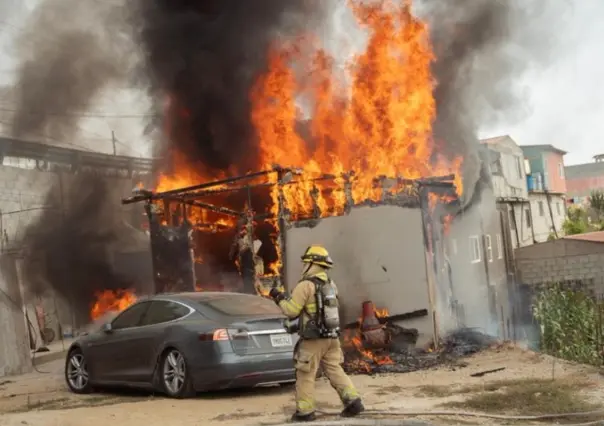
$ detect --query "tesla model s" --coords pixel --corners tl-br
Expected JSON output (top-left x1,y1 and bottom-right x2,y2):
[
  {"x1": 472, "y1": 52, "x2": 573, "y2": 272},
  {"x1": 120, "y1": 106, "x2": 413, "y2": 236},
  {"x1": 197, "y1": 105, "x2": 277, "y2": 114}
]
[{"x1": 64, "y1": 292, "x2": 297, "y2": 398}]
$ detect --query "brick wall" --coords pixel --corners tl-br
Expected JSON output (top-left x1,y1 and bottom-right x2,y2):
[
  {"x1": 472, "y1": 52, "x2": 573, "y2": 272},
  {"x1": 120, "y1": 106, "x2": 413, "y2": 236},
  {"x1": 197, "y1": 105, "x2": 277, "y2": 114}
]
[{"x1": 515, "y1": 239, "x2": 604, "y2": 295}]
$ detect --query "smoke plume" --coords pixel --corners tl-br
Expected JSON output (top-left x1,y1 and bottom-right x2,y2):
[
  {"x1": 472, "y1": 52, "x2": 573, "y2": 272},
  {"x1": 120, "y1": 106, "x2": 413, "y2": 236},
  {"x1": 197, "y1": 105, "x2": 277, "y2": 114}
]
[
  {"x1": 11, "y1": 0, "x2": 133, "y2": 141},
  {"x1": 422, "y1": 0, "x2": 564, "y2": 203},
  {"x1": 130, "y1": 0, "x2": 330, "y2": 173},
  {"x1": 12, "y1": 0, "x2": 143, "y2": 326}
]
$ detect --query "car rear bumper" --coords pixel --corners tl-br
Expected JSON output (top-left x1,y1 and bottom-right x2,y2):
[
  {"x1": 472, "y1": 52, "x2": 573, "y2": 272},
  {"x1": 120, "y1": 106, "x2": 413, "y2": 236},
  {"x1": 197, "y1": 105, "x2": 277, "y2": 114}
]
[{"x1": 191, "y1": 351, "x2": 295, "y2": 391}]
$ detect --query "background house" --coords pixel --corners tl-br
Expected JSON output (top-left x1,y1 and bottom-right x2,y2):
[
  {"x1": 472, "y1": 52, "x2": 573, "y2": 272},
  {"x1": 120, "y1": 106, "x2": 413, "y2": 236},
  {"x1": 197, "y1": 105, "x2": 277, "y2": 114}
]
[
  {"x1": 521, "y1": 145, "x2": 567, "y2": 242},
  {"x1": 480, "y1": 136, "x2": 532, "y2": 248},
  {"x1": 565, "y1": 154, "x2": 604, "y2": 205}
]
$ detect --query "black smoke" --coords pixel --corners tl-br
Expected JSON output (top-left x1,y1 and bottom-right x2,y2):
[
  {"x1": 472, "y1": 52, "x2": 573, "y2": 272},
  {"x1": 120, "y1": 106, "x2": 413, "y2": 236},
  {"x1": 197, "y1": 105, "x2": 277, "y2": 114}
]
[
  {"x1": 21, "y1": 175, "x2": 135, "y2": 327},
  {"x1": 11, "y1": 0, "x2": 143, "y2": 326},
  {"x1": 11, "y1": 0, "x2": 133, "y2": 141},
  {"x1": 130, "y1": 0, "x2": 330, "y2": 174}
]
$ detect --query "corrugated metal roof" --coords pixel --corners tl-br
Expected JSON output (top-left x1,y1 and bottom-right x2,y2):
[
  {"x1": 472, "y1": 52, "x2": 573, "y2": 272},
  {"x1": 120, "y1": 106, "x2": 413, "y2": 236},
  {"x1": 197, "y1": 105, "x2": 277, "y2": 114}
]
[{"x1": 563, "y1": 231, "x2": 604, "y2": 243}]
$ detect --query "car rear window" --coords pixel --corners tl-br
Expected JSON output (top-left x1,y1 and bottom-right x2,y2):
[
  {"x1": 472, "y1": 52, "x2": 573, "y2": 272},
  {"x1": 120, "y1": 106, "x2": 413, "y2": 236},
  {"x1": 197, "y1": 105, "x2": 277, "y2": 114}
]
[{"x1": 201, "y1": 294, "x2": 282, "y2": 316}]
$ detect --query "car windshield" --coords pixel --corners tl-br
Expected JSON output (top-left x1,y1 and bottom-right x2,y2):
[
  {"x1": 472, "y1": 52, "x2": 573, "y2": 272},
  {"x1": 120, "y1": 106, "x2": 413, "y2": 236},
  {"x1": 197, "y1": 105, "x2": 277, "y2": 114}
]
[{"x1": 188, "y1": 293, "x2": 282, "y2": 316}]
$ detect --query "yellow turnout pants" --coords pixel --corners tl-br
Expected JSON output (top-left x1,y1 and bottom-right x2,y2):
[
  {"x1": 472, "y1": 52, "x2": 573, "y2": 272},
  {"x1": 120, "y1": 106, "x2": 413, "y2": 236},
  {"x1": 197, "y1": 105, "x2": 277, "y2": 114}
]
[{"x1": 293, "y1": 338, "x2": 360, "y2": 415}]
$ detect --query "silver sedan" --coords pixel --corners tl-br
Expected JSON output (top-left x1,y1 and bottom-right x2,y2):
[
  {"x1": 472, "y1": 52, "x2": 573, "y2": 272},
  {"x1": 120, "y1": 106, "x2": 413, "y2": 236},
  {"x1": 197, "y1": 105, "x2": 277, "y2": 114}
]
[{"x1": 64, "y1": 292, "x2": 297, "y2": 398}]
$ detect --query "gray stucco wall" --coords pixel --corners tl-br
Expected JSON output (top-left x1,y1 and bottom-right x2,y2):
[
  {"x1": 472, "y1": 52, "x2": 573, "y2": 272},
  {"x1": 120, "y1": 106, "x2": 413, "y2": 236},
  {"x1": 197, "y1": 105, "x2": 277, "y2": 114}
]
[
  {"x1": 444, "y1": 188, "x2": 512, "y2": 339},
  {"x1": 284, "y1": 205, "x2": 434, "y2": 343},
  {"x1": 515, "y1": 239, "x2": 604, "y2": 295}
]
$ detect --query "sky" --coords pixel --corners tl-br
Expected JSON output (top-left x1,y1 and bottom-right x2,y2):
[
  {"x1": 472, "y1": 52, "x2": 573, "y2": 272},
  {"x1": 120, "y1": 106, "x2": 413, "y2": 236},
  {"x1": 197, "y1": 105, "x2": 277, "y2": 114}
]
[{"x1": 0, "y1": 0, "x2": 602, "y2": 166}]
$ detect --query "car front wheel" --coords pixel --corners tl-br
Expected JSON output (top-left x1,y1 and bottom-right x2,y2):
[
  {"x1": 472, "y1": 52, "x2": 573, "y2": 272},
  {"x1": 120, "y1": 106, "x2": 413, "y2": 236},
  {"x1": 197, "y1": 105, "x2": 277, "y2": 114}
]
[
  {"x1": 160, "y1": 348, "x2": 194, "y2": 398},
  {"x1": 65, "y1": 349, "x2": 92, "y2": 394}
]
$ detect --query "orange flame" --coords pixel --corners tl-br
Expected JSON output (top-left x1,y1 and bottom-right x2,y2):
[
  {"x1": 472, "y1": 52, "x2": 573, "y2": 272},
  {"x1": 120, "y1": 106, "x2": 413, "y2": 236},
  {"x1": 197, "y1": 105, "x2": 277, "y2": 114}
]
[
  {"x1": 145, "y1": 0, "x2": 462, "y2": 288},
  {"x1": 343, "y1": 307, "x2": 394, "y2": 370},
  {"x1": 90, "y1": 289, "x2": 137, "y2": 321}
]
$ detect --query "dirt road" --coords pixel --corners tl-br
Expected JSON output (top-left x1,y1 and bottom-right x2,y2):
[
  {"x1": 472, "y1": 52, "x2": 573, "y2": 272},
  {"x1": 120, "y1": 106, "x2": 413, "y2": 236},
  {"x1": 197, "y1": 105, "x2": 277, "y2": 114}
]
[{"x1": 0, "y1": 345, "x2": 602, "y2": 426}]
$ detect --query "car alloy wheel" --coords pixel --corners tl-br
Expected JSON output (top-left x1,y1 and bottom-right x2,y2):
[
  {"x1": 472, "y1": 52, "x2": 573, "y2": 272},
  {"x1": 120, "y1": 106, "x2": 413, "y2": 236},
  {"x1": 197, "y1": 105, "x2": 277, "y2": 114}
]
[
  {"x1": 162, "y1": 349, "x2": 192, "y2": 397},
  {"x1": 65, "y1": 350, "x2": 92, "y2": 393}
]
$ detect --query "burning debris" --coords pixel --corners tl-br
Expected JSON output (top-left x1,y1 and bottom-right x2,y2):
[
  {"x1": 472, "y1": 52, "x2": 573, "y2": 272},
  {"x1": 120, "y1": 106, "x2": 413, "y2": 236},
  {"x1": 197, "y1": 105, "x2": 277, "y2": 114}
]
[{"x1": 341, "y1": 302, "x2": 499, "y2": 375}]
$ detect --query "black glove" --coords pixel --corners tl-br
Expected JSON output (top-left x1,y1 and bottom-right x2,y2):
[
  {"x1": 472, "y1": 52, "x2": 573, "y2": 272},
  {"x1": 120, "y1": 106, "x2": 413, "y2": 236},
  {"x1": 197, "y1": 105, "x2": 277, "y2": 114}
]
[{"x1": 269, "y1": 287, "x2": 286, "y2": 304}]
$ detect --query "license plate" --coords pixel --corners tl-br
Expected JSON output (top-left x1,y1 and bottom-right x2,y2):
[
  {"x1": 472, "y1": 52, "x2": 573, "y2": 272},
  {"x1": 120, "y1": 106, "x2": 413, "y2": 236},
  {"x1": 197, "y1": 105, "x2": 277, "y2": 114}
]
[{"x1": 270, "y1": 334, "x2": 292, "y2": 348}]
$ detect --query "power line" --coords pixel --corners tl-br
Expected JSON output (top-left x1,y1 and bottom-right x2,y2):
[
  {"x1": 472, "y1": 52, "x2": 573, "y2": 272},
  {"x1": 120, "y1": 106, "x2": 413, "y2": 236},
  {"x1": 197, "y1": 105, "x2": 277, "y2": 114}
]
[{"x1": 0, "y1": 106, "x2": 155, "y2": 119}]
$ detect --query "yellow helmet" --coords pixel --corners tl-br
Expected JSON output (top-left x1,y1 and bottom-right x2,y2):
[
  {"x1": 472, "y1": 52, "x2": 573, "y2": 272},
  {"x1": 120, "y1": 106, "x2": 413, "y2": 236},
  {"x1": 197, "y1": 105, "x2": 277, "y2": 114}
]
[{"x1": 301, "y1": 245, "x2": 333, "y2": 268}]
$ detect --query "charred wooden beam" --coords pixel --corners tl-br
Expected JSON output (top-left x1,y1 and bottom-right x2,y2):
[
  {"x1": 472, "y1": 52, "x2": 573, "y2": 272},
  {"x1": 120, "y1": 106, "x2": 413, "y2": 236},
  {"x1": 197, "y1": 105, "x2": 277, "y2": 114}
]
[
  {"x1": 122, "y1": 168, "x2": 284, "y2": 205},
  {"x1": 186, "y1": 200, "x2": 241, "y2": 217},
  {"x1": 342, "y1": 308, "x2": 428, "y2": 330}
]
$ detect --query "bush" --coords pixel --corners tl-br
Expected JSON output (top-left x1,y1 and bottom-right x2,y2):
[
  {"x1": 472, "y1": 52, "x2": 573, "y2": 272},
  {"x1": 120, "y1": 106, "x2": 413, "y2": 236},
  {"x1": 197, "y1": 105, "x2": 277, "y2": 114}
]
[{"x1": 532, "y1": 285, "x2": 604, "y2": 366}]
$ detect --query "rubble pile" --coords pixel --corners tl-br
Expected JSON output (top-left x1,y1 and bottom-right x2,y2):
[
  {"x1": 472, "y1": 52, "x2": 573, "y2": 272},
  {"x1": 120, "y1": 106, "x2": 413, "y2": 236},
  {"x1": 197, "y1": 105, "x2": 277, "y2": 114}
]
[{"x1": 342, "y1": 302, "x2": 498, "y2": 375}]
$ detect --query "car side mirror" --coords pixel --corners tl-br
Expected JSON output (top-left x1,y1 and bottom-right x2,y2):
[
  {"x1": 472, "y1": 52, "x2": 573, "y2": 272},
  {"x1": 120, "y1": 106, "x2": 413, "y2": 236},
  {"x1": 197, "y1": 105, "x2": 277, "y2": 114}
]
[{"x1": 101, "y1": 323, "x2": 113, "y2": 333}]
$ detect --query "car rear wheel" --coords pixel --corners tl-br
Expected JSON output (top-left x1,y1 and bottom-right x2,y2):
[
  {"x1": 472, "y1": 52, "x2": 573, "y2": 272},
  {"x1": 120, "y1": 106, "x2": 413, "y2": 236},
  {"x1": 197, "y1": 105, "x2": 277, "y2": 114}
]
[
  {"x1": 160, "y1": 349, "x2": 194, "y2": 398},
  {"x1": 65, "y1": 349, "x2": 92, "y2": 394}
]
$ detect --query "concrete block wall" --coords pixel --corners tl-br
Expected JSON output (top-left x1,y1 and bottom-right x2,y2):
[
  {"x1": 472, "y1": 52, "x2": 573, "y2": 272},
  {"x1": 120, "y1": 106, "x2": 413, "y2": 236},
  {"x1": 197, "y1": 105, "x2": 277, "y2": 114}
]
[{"x1": 516, "y1": 240, "x2": 604, "y2": 295}]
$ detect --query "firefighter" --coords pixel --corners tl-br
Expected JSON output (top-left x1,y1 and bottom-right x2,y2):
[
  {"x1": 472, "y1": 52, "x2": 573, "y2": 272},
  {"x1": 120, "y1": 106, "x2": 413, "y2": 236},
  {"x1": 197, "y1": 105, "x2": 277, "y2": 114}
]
[{"x1": 268, "y1": 245, "x2": 364, "y2": 422}]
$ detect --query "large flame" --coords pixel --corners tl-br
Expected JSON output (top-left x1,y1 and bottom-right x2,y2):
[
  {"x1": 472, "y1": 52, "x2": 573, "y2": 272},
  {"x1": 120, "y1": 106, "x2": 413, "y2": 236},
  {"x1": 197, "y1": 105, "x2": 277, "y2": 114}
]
[
  {"x1": 251, "y1": 0, "x2": 462, "y2": 219},
  {"x1": 148, "y1": 0, "x2": 460, "y2": 287}
]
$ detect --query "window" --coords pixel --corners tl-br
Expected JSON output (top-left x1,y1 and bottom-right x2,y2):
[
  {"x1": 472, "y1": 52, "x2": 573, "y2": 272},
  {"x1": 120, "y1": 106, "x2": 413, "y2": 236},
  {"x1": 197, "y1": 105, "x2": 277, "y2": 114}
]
[
  {"x1": 469, "y1": 236, "x2": 481, "y2": 264},
  {"x1": 558, "y1": 162, "x2": 564, "y2": 178},
  {"x1": 525, "y1": 209, "x2": 532, "y2": 228},
  {"x1": 490, "y1": 158, "x2": 502, "y2": 175},
  {"x1": 496, "y1": 234, "x2": 503, "y2": 259},
  {"x1": 556, "y1": 202, "x2": 561, "y2": 215},
  {"x1": 111, "y1": 302, "x2": 151, "y2": 330},
  {"x1": 141, "y1": 301, "x2": 191, "y2": 326},
  {"x1": 515, "y1": 157, "x2": 523, "y2": 179},
  {"x1": 199, "y1": 293, "x2": 281, "y2": 316},
  {"x1": 485, "y1": 235, "x2": 493, "y2": 262},
  {"x1": 509, "y1": 210, "x2": 516, "y2": 230},
  {"x1": 538, "y1": 201, "x2": 544, "y2": 216}
]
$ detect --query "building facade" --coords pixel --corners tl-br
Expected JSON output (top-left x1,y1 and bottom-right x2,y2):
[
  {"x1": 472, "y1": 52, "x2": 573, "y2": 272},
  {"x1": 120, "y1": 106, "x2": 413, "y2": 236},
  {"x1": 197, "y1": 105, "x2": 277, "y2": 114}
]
[
  {"x1": 520, "y1": 145, "x2": 567, "y2": 242},
  {"x1": 565, "y1": 154, "x2": 604, "y2": 205},
  {"x1": 480, "y1": 136, "x2": 533, "y2": 248}
]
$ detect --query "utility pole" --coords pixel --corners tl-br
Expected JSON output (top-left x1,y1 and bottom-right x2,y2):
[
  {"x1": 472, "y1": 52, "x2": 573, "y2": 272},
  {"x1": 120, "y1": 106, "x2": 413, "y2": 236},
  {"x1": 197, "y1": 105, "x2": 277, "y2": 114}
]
[{"x1": 111, "y1": 130, "x2": 117, "y2": 156}]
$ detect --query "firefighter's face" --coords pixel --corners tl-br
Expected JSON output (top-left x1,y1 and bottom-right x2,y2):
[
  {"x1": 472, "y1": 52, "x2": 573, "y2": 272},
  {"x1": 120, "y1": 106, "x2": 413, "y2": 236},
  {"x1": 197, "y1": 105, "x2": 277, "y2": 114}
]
[{"x1": 301, "y1": 262, "x2": 312, "y2": 276}]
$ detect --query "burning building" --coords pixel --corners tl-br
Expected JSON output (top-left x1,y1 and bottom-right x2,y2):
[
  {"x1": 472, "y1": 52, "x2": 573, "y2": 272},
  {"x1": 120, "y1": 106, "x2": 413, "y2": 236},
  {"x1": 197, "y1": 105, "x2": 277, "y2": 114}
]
[{"x1": 96, "y1": 0, "x2": 517, "y2": 371}]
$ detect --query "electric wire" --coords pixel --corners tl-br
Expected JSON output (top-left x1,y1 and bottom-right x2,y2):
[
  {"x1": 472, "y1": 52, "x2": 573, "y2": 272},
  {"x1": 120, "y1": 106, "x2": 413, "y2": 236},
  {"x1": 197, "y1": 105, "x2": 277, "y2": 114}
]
[{"x1": 0, "y1": 106, "x2": 155, "y2": 119}]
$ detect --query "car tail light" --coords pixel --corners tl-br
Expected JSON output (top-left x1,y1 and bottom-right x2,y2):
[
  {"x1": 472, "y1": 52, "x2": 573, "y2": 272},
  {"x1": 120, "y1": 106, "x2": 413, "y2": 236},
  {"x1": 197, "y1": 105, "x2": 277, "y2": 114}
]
[
  {"x1": 198, "y1": 329, "x2": 230, "y2": 341},
  {"x1": 213, "y1": 329, "x2": 230, "y2": 341}
]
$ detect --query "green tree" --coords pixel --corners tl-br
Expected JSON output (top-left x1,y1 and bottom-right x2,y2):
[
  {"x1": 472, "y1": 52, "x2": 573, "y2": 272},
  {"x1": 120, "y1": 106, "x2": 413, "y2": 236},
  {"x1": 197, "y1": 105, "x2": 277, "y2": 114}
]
[
  {"x1": 588, "y1": 189, "x2": 604, "y2": 216},
  {"x1": 562, "y1": 205, "x2": 589, "y2": 235}
]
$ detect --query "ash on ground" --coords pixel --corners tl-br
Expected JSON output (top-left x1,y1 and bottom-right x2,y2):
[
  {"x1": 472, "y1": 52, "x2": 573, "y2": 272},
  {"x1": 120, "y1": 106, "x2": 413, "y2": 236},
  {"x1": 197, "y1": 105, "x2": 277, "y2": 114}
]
[{"x1": 343, "y1": 327, "x2": 499, "y2": 375}]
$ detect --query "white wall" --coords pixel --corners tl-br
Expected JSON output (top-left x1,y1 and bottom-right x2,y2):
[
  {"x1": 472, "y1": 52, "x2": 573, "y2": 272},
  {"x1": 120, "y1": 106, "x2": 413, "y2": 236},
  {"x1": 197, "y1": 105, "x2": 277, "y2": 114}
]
[
  {"x1": 487, "y1": 137, "x2": 528, "y2": 200},
  {"x1": 284, "y1": 205, "x2": 435, "y2": 344},
  {"x1": 528, "y1": 192, "x2": 566, "y2": 242}
]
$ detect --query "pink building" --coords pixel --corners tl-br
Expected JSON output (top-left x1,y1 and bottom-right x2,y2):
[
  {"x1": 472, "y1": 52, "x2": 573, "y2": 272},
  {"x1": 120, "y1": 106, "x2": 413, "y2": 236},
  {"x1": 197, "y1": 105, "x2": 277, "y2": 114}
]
[{"x1": 565, "y1": 154, "x2": 604, "y2": 204}]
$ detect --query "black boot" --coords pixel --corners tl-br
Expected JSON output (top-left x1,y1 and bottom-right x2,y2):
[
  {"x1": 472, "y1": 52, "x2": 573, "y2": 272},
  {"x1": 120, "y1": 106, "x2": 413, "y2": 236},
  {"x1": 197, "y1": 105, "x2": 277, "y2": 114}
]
[
  {"x1": 341, "y1": 398, "x2": 364, "y2": 417},
  {"x1": 290, "y1": 411, "x2": 316, "y2": 422}
]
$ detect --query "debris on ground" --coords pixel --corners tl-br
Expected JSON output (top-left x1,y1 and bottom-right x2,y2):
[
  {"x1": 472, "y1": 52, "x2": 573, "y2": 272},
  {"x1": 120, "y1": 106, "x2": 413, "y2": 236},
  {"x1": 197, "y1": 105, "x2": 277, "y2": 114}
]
[
  {"x1": 470, "y1": 367, "x2": 506, "y2": 377},
  {"x1": 343, "y1": 326, "x2": 500, "y2": 375}
]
